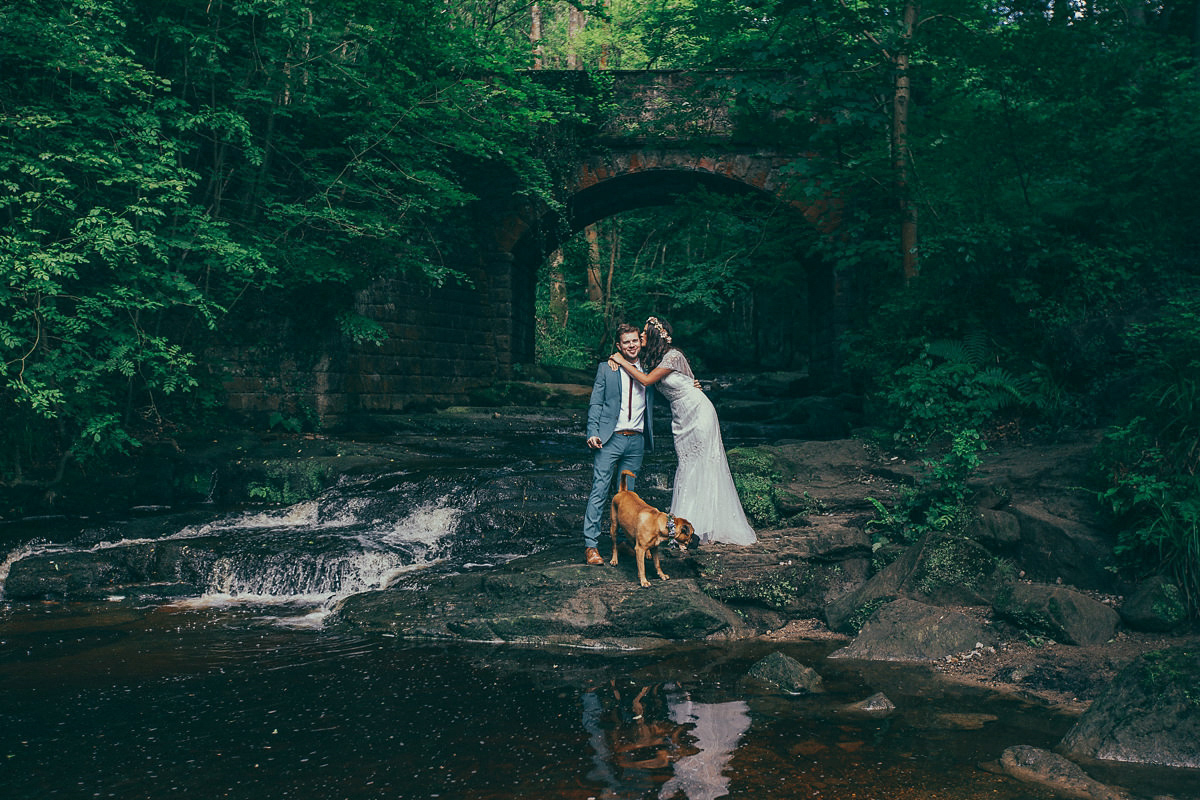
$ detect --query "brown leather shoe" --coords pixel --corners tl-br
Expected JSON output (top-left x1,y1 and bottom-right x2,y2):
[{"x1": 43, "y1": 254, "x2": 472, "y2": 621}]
[{"x1": 585, "y1": 547, "x2": 603, "y2": 565}]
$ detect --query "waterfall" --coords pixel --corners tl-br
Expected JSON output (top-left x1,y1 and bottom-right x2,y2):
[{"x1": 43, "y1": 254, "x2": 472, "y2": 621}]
[
  {"x1": 1, "y1": 488, "x2": 468, "y2": 628},
  {"x1": 167, "y1": 496, "x2": 465, "y2": 625}
]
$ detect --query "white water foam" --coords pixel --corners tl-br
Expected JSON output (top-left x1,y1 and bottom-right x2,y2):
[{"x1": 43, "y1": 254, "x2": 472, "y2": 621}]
[{"x1": 169, "y1": 497, "x2": 465, "y2": 627}]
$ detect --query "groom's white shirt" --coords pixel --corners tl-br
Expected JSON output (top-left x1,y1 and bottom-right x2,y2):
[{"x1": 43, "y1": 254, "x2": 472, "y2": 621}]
[{"x1": 614, "y1": 361, "x2": 645, "y2": 434}]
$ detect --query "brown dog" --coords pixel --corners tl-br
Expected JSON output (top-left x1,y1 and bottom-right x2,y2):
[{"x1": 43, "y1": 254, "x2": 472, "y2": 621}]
[{"x1": 609, "y1": 470, "x2": 696, "y2": 587}]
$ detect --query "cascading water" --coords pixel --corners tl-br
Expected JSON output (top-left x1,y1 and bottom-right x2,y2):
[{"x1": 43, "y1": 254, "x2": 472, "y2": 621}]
[
  {"x1": 0, "y1": 472, "x2": 483, "y2": 626},
  {"x1": 165, "y1": 493, "x2": 467, "y2": 626}
]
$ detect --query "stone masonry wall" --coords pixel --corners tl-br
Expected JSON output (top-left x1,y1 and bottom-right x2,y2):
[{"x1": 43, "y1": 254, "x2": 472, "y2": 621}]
[{"x1": 210, "y1": 254, "x2": 519, "y2": 428}]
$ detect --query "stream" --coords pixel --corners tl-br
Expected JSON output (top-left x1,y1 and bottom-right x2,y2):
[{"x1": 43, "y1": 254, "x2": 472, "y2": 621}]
[{"x1": 0, "y1": 412, "x2": 1168, "y2": 799}]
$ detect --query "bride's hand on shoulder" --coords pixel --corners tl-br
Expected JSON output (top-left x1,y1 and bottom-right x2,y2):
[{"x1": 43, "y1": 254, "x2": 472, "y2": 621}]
[{"x1": 608, "y1": 353, "x2": 622, "y2": 371}]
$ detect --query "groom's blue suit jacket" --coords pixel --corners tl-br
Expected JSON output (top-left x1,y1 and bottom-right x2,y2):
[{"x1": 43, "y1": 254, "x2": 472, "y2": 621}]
[{"x1": 586, "y1": 362, "x2": 655, "y2": 451}]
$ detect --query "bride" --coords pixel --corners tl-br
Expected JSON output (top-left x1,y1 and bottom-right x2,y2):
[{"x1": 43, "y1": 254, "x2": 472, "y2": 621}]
[{"x1": 609, "y1": 316, "x2": 757, "y2": 545}]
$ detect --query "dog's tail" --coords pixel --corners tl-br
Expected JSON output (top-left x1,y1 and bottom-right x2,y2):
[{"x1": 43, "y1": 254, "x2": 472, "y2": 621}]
[{"x1": 619, "y1": 469, "x2": 635, "y2": 492}]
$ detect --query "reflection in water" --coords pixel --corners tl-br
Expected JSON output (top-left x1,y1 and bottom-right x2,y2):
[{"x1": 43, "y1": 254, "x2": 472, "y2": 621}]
[
  {"x1": 583, "y1": 681, "x2": 750, "y2": 800},
  {"x1": 661, "y1": 694, "x2": 750, "y2": 800}
]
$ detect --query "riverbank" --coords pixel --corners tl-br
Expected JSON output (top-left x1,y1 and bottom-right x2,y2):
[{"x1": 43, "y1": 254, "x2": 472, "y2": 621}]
[
  {"x1": 4, "y1": 400, "x2": 1196, "y2": 716},
  {"x1": 3, "y1": 397, "x2": 1199, "y2": 799},
  {"x1": 762, "y1": 611, "x2": 1199, "y2": 715}
]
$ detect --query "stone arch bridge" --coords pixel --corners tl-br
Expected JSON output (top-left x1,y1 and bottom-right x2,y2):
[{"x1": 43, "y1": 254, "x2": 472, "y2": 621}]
[{"x1": 218, "y1": 71, "x2": 843, "y2": 424}]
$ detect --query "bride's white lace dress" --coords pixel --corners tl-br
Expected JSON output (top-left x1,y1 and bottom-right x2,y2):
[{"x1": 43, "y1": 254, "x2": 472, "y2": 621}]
[{"x1": 656, "y1": 349, "x2": 757, "y2": 545}]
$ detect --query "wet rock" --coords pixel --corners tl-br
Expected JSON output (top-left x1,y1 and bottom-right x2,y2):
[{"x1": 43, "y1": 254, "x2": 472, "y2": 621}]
[
  {"x1": 824, "y1": 533, "x2": 1005, "y2": 633},
  {"x1": 827, "y1": 597, "x2": 997, "y2": 662},
  {"x1": 1060, "y1": 647, "x2": 1200, "y2": 769},
  {"x1": 329, "y1": 543, "x2": 750, "y2": 647},
  {"x1": 1000, "y1": 745, "x2": 1132, "y2": 800},
  {"x1": 740, "y1": 651, "x2": 824, "y2": 695},
  {"x1": 1119, "y1": 576, "x2": 1187, "y2": 633},
  {"x1": 606, "y1": 580, "x2": 745, "y2": 641},
  {"x1": 4, "y1": 539, "x2": 215, "y2": 600},
  {"x1": 5, "y1": 551, "x2": 128, "y2": 599},
  {"x1": 997, "y1": 661, "x2": 1113, "y2": 704},
  {"x1": 1007, "y1": 501, "x2": 1116, "y2": 591},
  {"x1": 693, "y1": 524, "x2": 870, "y2": 620},
  {"x1": 840, "y1": 692, "x2": 895, "y2": 718},
  {"x1": 968, "y1": 508, "x2": 1022, "y2": 548},
  {"x1": 992, "y1": 583, "x2": 1119, "y2": 646},
  {"x1": 923, "y1": 712, "x2": 997, "y2": 730},
  {"x1": 766, "y1": 438, "x2": 914, "y2": 512},
  {"x1": 717, "y1": 398, "x2": 781, "y2": 423}
]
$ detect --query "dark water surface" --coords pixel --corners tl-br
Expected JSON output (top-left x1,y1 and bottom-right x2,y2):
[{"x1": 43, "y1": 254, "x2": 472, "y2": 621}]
[{"x1": 1, "y1": 599, "x2": 1082, "y2": 800}]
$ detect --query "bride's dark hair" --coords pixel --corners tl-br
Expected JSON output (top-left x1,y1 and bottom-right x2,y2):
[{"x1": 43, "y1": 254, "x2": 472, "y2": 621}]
[{"x1": 642, "y1": 316, "x2": 681, "y2": 370}]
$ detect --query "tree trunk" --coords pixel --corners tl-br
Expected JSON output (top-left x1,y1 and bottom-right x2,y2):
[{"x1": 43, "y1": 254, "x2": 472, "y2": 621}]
[
  {"x1": 567, "y1": 5, "x2": 586, "y2": 70},
  {"x1": 895, "y1": 1, "x2": 919, "y2": 281},
  {"x1": 531, "y1": 3, "x2": 543, "y2": 69},
  {"x1": 605, "y1": 221, "x2": 618, "y2": 308},
  {"x1": 599, "y1": 0, "x2": 611, "y2": 68},
  {"x1": 585, "y1": 224, "x2": 604, "y2": 306},
  {"x1": 548, "y1": 248, "x2": 567, "y2": 326}
]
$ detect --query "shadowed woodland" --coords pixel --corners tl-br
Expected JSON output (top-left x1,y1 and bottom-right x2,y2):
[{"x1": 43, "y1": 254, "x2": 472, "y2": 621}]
[{"x1": 1, "y1": 1, "x2": 1198, "y2": 612}]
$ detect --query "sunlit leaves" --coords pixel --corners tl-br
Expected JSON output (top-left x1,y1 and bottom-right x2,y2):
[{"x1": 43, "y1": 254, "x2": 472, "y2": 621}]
[{"x1": 2, "y1": 0, "x2": 582, "y2": 480}]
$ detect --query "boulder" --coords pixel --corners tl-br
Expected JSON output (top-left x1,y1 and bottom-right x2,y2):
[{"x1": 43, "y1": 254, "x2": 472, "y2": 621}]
[
  {"x1": 824, "y1": 533, "x2": 1004, "y2": 633},
  {"x1": 4, "y1": 539, "x2": 216, "y2": 600},
  {"x1": 828, "y1": 598, "x2": 997, "y2": 662},
  {"x1": 329, "y1": 544, "x2": 751, "y2": 647},
  {"x1": 694, "y1": 523, "x2": 871, "y2": 620},
  {"x1": 1007, "y1": 501, "x2": 1116, "y2": 591},
  {"x1": 1000, "y1": 745, "x2": 1132, "y2": 800},
  {"x1": 968, "y1": 508, "x2": 1022, "y2": 548},
  {"x1": 1118, "y1": 575, "x2": 1187, "y2": 633},
  {"x1": 992, "y1": 583, "x2": 1119, "y2": 646},
  {"x1": 1059, "y1": 647, "x2": 1200, "y2": 769},
  {"x1": 767, "y1": 438, "x2": 915, "y2": 513},
  {"x1": 740, "y1": 651, "x2": 824, "y2": 695},
  {"x1": 840, "y1": 692, "x2": 896, "y2": 718}
]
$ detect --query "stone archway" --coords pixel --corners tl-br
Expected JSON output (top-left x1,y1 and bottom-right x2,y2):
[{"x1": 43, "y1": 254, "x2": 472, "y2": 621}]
[
  {"x1": 214, "y1": 72, "x2": 847, "y2": 422},
  {"x1": 502, "y1": 156, "x2": 841, "y2": 385}
]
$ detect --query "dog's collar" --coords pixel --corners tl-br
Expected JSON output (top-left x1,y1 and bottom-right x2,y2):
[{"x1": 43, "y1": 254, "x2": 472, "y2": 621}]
[{"x1": 666, "y1": 514, "x2": 681, "y2": 549}]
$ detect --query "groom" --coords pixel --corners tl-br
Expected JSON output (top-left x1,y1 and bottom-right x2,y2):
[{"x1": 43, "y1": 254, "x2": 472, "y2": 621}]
[{"x1": 583, "y1": 324, "x2": 654, "y2": 565}]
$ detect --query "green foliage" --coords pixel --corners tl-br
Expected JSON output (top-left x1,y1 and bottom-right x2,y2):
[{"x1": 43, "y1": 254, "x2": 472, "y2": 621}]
[
  {"x1": 868, "y1": 429, "x2": 986, "y2": 545},
  {"x1": 268, "y1": 412, "x2": 303, "y2": 435},
  {"x1": 705, "y1": 565, "x2": 809, "y2": 611},
  {"x1": 876, "y1": 334, "x2": 1040, "y2": 445},
  {"x1": 535, "y1": 187, "x2": 815, "y2": 368},
  {"x1": 1141, "y1": 648, "x2": 1200, "y2": 708},
  {"x1": 244, "y1": 459, "x2": 331, "y2": 505},
  {"x1": 845, "y1": 596, "x2": 891, "y2": 635},
  {"x1": 336, "y1": 313, "x2": 387, "y2": 347},
  {"x1": 728, "y1": 447, "x2": 783, "y2": 528},
  {"x1": 1, "y1": 0, "x2": 575, "y2": 484},
  {"x1": 534, "y1": 297, "x2": 601, "y2": 370},
  {"x1": 1097, "y1": 287, "x2": 1200, "y2": 616}
]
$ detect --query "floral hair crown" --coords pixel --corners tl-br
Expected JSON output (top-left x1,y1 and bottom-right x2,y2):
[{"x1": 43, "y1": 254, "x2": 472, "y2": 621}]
[{"x1": 646, "y1": 316, "x2": 672, "y2": 343}]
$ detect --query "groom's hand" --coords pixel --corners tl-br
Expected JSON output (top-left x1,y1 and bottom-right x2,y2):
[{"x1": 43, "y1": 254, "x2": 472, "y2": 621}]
[{"x1": 586, "y1": 436, "x2": 602, "y2": 449}]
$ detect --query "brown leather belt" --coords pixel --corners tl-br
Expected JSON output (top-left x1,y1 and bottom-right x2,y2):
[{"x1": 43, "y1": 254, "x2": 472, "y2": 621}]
[{"x1": 616, "y1": 430, "x2": 641, "y2": 435}]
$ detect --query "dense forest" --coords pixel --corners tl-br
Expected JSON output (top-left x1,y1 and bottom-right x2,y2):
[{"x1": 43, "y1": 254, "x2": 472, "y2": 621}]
[{"x1": 2, "y1": 1, "x2": 1198, "y2": 609}]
